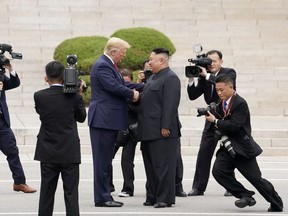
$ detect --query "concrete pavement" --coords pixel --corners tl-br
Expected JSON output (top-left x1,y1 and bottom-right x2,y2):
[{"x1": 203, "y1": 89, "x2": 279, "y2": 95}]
[{"x1": 0, "y1": 154, "x2": 287, "y2": 215}]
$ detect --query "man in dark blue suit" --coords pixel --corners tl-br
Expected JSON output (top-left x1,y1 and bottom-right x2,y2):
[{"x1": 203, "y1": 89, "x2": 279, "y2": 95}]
[
  {"x1": 0, "y1": 63, "x2": 36, "y2": 193},
  {"x1": 88, "y1": 37, "x2": 142, "y2": 207}
]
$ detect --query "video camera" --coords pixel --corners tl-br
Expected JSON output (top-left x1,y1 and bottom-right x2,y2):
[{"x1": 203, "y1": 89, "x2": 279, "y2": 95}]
[
  {"x1": 185, "y1": 44, "x2": 212, "y2": 78},
  {"x1": 63, "y1": 54, "x2": 87, "y2": 94},
  {"x1": 0, "y1": 43, "x2": 23, "y2": 80},
  {"x1": 196, "y1": 102, "x2": 217, "y2": 117}
]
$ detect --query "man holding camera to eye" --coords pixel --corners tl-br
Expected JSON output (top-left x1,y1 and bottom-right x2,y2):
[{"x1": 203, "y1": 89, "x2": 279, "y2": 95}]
[
  {"x1": 205, "y1": 74, "x2": 283, "y2": 212},
  {"x1": 187, "y1": 50, "x2": 236, "y2": 196},
  {"x1": 0, "y1": 62, "x2": 36, "y2": 194}
]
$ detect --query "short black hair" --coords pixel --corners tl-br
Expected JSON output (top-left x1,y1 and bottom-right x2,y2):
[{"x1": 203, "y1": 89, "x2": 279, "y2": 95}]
[
  {"x1": 215, "y1": 74, "x2": 234, "y2": 85},
  {"x1": 206, "y1": 50, "x2": 223, "y2": 59},
  {"x1": 45, "y1": 61, "x2": 64, "y2": 82},
  {"x1": 152, "y1": 47, "x2": 169, "y2": 56}
]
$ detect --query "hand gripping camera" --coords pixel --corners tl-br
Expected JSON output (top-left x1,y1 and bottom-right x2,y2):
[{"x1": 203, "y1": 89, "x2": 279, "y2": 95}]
[
  {"x1": 215, "y1": 130, "x2": 236, "y2": 158},
  {"x1": 0, "y1": 43, "x2": 22, "y2": 78},
  {"x1": 185, "y1": 44, "x2": 212, "y2": 78}
]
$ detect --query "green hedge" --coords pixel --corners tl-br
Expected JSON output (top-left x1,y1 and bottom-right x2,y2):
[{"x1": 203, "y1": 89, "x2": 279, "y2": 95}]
[
  {"x1": 111, "y1": 27, "x2": 176, "y2": 70},
  {"x1": 53, "y1": 36, "x2": 108, "y2": 75},
  {"x1": 53, "y1": 28, "x2": 176, "y2": 105}
]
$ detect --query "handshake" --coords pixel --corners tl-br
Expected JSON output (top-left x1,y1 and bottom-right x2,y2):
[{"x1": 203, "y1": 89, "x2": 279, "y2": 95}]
[{"x1": 132, "y1": 90, "x2": 140, "y2": 102}]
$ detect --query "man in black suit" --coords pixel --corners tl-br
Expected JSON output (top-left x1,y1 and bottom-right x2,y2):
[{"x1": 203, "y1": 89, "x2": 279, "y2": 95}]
[
  {"x1": 34, "y1": 61, "x2": 87, "y2": 216},
  {"x1": 187, "y1": 50, "x2": 236, "y2": 196},
  {"x1": 138, "y1": 48, "x2": 182, "y2": 208},
  {"x1": 205, "y1": 74, "x2": 283, "y2": 212},
  {"x1": 0, "y1": 62, "x2": 36, "y2": 193}
]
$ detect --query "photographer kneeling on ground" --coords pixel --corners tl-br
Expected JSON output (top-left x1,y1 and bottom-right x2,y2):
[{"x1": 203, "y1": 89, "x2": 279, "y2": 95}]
[{"x1": 205, "y1": 74, "x2": 283, "y2": 212}]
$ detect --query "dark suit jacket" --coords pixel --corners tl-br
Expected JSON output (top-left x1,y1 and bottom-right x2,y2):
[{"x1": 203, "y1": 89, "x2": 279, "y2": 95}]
[
  {"x1": 34, "y1": 86, "x2": 86, "y2": 163},
  {"x1": 187, "y1": 67, "x2": 236, "y2": 131},
  {"x1": 0, "y1": 73, "x2": 20, "y2": 127},
  {"x1": 137, "y1": 67, "x2": 181, "y2": 141},
  {"x1": 88, "y1": 54, "x2": 144, "y2": 130},
  {"x1": 215, "y1": 93, "x2": 262, "y2": 159}
]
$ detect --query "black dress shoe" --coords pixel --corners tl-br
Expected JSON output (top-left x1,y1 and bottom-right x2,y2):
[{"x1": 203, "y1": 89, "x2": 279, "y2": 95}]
[
  {"x1": 188, "y1": 189, "x2": 204, "y2": 196},
  {"x1": 224, "y1": 190, "x2": 232, "y2": 196},
  {"x1": 143, "y1": 201, "x2": 154, "y2": 206},
  {"x1": 235, "y1": 197, "x2": 256, "y2": 208},
  {"x1": 154, "y1": 202, "x2": 172, "y2": 208},
  {"x1": 95, "y1": 201, "x2": 123, "y2": 207},
  {"x1": 268, "y1": 205, "x2": 283, "y2": 212},
  {"x1": 176, "y1": 190, "x2": 187, "y2": 197}
]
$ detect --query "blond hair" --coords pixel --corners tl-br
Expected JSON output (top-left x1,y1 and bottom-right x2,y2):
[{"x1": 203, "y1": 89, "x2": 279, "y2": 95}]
[{"x1": 104, "y1": 37, "x2": 131, "y2": 54}]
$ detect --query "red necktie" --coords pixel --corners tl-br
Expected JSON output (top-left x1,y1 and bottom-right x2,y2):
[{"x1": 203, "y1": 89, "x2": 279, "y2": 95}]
[{"x1": 114, "y1": 63, "x2": 119, "y2": 71}]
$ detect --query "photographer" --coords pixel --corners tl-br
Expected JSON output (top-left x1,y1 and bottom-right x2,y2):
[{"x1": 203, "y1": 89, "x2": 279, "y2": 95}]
[
  {"x1": 205, "y1": 74, "x2": 283, "y2": 212},
  {"x1": 0, "y1": 62, "x2": 36, "y2": 193},
  {"x1": 187, "y1": 50, "x2": 236, "y2": 196},
  {"x1": 34, "y1": 61, "x2": 87, "y2": 216}
]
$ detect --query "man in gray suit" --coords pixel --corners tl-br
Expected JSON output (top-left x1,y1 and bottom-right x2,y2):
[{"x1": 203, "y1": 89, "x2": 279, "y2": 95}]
[{"x1": 137, "y1": 48, "x2": 182, "y2": 208}]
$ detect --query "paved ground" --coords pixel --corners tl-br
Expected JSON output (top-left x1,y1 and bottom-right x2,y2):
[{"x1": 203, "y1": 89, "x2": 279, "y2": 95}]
[{"x1": 0, "y1": 153, "x2": 287, "y2": 216}]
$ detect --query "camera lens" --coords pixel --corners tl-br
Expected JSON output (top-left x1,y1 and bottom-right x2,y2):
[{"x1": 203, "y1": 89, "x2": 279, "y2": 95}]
[{"x1": 67, "y1": 55, "x2": 77, "y2": 66}]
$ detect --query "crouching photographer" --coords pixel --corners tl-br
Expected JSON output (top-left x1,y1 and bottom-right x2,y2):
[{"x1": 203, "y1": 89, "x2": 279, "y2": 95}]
[{"x1": 204, "y1": 74, "x2": 283, "y2": 213}]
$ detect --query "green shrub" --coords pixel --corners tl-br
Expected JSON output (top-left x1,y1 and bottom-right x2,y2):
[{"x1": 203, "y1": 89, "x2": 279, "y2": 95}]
[
  {"x1": 53, "y1": 28, "x2": 176, "y2": 106},
  {"x1": 53, "y1": 36, "x2": 108, "y2": 74},
  {"x1": 111, "y1": 27, "x2": 176, "y2": 70}
]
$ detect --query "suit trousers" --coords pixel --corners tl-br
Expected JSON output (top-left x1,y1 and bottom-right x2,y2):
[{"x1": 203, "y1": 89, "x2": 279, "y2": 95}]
[
  {"x1": 110, "y1": 138, "x2": 137, "y2": 195},
  {"x1": 141, "y1": 138, "x2": 179, "y2": 204},
  {"x1": 212, "y1": 149, "x2": 283, "y2": 210},
  {"x1": 38, "y1": 162, "x2": 80, "y2": 216},
  {"x1": 192, "y1": 125, "x2": 217, "y2": 192},
  {"x1": 90, "y1": 127, "x2": 117, "y2": 203},
  {"x1": 0, "y1": 116, "x2": 25, "y2": 184},
  {"x1": 175, "y1": 143, "x2": 184, "y2": 192}
]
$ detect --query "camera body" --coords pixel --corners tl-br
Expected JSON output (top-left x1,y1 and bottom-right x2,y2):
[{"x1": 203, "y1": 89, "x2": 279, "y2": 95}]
[
  {"x1": 197, "y1": 102, "x2": 216, "y2": 117},
  {"x1": 0, "y1": 43, "x2": 23, "y2": 79},
  {"x1": 215, "y1": 130, "x2": 236, "y2": 158},
  {"x1": 63, "y1": 54, "x2": 87, "y2": 94},
  {"x1": 142, "y1": 69, "x2": 153, "y2": 83},
  {"x1": 185, "y1": 44, "x2": 212, "y2": 78}
]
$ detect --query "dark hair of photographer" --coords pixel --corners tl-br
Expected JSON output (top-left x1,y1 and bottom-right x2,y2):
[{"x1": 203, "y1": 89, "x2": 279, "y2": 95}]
[
  {"x1": 45, "y1": 61, "x2": 64, "y2": 83},
  {"x1": 120, "y1": 68, "x2": 133, "y2": 82},
  {"x1": 206, "y1": 50, "x2": 223, "y2": 60}
]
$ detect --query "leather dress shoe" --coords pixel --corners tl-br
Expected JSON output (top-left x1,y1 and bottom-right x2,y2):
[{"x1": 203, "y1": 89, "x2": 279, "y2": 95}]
[
  {"x1": 235, "y1": 197, "x2": 256, "y2": 208},
  {"x1": 268, "y1": 204, "x2": 283, "y2": 212},
  {"x1": 224, "y1": 190, "x2": 233, "y2": 196},
  {"x1": 13, "y1": 184, "x2": 37, "y2": 193},
  {"x1": 95, "y1": 201, "x2": 123, "y2": 207},
  {"x1": 188, "y1": 189, "x2": 204, "y2": 196},
  {"x1": 143, "y1": 201, "x2": 155, "y2": 206},
  {"x1": 154, "y1": 202, "x2": 172, "y2": 208},
  {"x1": 176, "y1": 190, "x2": 187, "y2": 197}
]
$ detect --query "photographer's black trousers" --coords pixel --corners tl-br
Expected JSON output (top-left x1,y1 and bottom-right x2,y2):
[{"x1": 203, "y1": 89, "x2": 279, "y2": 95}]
[{"x1": 212, "y1": 149, "x2": 283, "y2": 210}]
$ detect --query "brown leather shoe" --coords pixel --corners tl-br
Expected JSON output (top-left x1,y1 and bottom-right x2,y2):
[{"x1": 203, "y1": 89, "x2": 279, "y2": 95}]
[{"x1": 13, "y1": 184, "x2": 37, "y2": 193}]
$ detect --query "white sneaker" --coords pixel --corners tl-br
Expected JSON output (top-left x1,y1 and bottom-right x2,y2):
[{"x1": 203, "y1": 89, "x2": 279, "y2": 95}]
[{"x1": 118, "y1": 191, "x2": 131, "y2": 197}]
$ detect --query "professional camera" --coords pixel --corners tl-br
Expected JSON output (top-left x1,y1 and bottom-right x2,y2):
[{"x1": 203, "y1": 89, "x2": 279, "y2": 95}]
[
  {"x1": 63, "y1": 54, "x2": 87, "y2": 93},
  {"x1": 196, "y1": 102, "x2": 217, "y2": 117},
  {"x1": 185, "y1": 44, "x2": 212, "y2": 78},
  {"x1": 142, "y1": 69, "x2": 153, "y2": 83},
  {"x1": 0, "y1": 43, "x2": 23, "y2": 79},
  {"x1": 215, "y1": 130, "x2": 236, "y2": 158}
]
